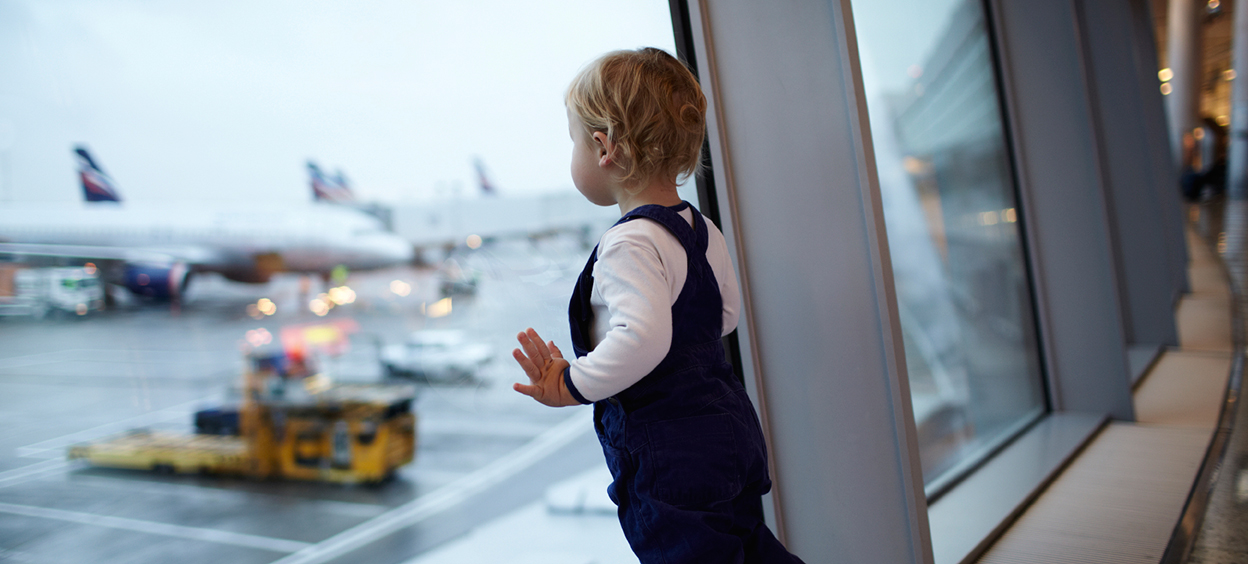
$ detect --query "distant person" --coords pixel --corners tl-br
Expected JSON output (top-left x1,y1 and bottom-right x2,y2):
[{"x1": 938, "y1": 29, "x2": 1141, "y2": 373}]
[
  {"x1": 511, "y1": 48, "x2": 804, "y2": 564},
  {"x1": 1199, "y1": 118, "x2": 1229, "y2": 199},
  {"x1": 1181, "y1": 121, "x2": 1230, "y2": 202},
  {"x1": 1180, "y1": 131, "x2": 1203, "y2": 202}
]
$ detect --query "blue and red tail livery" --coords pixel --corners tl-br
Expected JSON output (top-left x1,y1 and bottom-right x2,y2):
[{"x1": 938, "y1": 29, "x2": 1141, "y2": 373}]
[
  {"x1": 308, "y1": 161, "x2": 354, "y2": 203},
  {"x1": 75, "y1": 146, "x2": 122, "y2": 203},
  {"x1": 474, "y1": 158, "x2": 497, "y2": 196}
]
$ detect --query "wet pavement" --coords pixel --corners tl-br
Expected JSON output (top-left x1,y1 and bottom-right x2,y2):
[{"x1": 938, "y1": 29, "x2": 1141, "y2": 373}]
[{"x1": 0, "y1": 234, "x2": 607, "y2": 564}]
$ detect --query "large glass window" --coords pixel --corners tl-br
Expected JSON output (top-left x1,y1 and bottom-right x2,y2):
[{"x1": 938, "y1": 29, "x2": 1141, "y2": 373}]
[
  {"x1": 851, "y1": 0, "x2": 1046, "y2": 491},
  {"x1": 0, "y1": 2, "x2": 676, "y2": 562}
]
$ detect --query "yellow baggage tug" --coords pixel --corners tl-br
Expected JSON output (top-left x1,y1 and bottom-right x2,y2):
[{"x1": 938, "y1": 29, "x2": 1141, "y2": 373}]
[{"x1": 69, "y1": 347, "x2": 417, "y2": 485}]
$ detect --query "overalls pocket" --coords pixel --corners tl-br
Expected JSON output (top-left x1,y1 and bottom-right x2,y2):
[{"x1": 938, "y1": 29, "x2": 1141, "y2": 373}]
[
  {"x1": 601, "y1": 442, "x2": 631, "y2": 507},
  {"x1": 642, "y1": 412, "x2": 744, "y2": 507},
  {"x1": 596, "y1": 402, "x2": 634, "y2": 508}
]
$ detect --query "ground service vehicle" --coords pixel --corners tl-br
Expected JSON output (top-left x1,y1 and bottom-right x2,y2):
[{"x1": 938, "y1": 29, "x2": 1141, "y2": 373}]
[
  {"x1": 380, "y1": 329, "x2": 493, "y2": 383},
  {"x1": 0, "y1": 265, "x2": 104, "y2": 317},
  {"x1": 68, "y1": 350, "x2": 417, "y2": 484}
]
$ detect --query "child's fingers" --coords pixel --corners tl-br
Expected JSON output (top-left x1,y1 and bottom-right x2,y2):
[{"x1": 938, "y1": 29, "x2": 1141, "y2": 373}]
[
  {"x1": 548, "y1": 341, "x2": 563, "y2": 359},
  {"x1": 516, "y1": 331, "x2": 538, "y2": 362},
  {"x1": 525, "y1": 328, "x2": 552, "y2": 362},
  {"x1": 513, "y1": 382, "x2": 541, "y2": 399},
  {"x1": 518, "y1": 336, "x2": 542, "y2": 367},
  {"x1": 518, "y1": 331, "x2": 548, "y2": 366},
  {"x1": 512, "y1": 348, "x2": 540, "y2": 381}
]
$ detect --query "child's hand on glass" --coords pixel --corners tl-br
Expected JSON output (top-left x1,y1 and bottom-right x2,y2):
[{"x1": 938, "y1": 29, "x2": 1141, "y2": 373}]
[{"x1": 513, "y1": 328, "x2": 578, "y2": 407}]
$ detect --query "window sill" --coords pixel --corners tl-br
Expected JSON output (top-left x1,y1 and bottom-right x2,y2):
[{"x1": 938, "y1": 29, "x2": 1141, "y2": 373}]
[{"x1": 927, "y1": 412, "x2": 1107, "y2": 564}]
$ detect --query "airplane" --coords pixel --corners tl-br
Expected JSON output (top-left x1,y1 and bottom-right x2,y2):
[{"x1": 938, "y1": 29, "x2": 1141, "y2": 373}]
[
  {"x1": 389, "y1": 158, "x2": 635, "y2": 253},
  {"x1": 306, "y1": 159, "x2": 396, "y2": 231},
  {"x1": 301, "y1": 155, "x2": 618, "y2": 261},
  {"x1": 0, "y1": 146, "x2": 414, "y2": 300}
]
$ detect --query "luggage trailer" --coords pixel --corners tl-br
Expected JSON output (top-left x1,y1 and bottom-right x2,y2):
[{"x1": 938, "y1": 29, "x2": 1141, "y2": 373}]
[{"x1": 68, "y1": 353, "x2": 417, "y2": 485}]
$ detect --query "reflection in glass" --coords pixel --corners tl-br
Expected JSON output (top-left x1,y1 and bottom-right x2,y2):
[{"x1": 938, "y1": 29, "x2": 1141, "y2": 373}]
[{"x1": 852, "y1": 0, "x2": 1046, "y2": 488}]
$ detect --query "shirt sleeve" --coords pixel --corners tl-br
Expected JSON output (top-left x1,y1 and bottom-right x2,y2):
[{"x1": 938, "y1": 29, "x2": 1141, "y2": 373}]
[
  {"x1": 566, "y1": 228, "x2": 673, "y2": 402},
  {"x1": 709, "y1": 228, "x2": 741, "y2": 335}
]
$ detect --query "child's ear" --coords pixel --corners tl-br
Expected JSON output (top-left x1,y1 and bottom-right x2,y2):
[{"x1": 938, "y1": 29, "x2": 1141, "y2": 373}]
[{"x1": 592, "y1": 132, "x2": 614, "y2": 166}]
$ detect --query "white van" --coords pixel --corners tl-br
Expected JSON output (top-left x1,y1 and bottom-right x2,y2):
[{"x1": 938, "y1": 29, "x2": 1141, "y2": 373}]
[{"x1": 0, "y1": 266, "x2": 105, "y2": 317}]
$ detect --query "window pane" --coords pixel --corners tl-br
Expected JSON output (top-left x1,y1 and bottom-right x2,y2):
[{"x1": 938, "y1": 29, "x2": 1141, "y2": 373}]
[
  {"x1": 0, "y1": 2, "x2": 674, "y2": 561},
  {"x1": 851, "y1": 0, "x2": 1047, "y2": 488}
]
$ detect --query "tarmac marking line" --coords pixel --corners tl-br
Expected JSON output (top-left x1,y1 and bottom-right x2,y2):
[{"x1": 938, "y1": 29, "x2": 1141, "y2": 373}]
[
  {"x1": 0, "y1": 459, "x2": 68, "y2": 487},
  {"x1": 0, "y1": 501, "x2": 311, "y2": 553},
  {"x1": 14, "y1": 397, "x2": 215, "y2": 458},
  {"x1": 269, "y1": 408, "x2": 594, "y2": 564},
  {"x1": 64, "y1": 474, "x2": 389, "y2": 519}
]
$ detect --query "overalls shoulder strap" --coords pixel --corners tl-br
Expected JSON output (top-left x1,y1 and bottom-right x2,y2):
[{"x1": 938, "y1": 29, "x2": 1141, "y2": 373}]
[
  {"x1": 616, "y1": 201, "x2": 708, "y2": 257},
  {"x1": 567, "y1": 201, "x2": 709, "y2": 360}
]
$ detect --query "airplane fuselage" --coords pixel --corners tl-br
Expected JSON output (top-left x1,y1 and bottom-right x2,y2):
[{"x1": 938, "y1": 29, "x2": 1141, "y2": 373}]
[{"x1": 0, "y1": 202, "x2": 413, "y2": 281}]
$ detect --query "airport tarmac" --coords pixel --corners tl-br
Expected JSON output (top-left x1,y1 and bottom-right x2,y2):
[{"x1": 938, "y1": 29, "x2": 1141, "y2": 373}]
[{"x1": 0, "y1": 234, "x2": 621, "y2": 564}]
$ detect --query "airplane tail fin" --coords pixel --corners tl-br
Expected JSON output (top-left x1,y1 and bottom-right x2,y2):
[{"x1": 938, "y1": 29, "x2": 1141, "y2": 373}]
[
  {"x1": 74, "y1": 145, "x2": 122, "y2": 203},
  {"x1": 308, "y1": 160, "x2": 354, "y2": 203},
  {"x1": 332, "y1": 169, "x2": 351, "y2": 192},
  {"x1": 474, "y1": 158, "x2": 497, "y2": 196}
]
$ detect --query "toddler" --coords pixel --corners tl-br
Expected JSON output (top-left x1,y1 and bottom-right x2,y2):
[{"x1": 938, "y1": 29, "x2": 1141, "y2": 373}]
[{"x1": 513, "y1": 47, "x2": 803, "y2": 564}]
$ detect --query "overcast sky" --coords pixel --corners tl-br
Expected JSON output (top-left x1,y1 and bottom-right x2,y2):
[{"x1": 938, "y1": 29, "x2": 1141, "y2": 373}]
[{"x1": 0, "y1": 0, "x2": 676, "y2": 205}]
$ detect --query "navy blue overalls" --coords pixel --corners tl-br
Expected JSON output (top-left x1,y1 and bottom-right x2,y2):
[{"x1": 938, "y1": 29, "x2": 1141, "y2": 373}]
[{"x1": 568, "y1": 202, "x2": 804, "y2": 564}]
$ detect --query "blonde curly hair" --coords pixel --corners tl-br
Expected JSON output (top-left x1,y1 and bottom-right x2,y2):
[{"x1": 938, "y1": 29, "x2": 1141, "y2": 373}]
[{"x1": 566, "y1": 48, "x2": 706, "y2": 189}]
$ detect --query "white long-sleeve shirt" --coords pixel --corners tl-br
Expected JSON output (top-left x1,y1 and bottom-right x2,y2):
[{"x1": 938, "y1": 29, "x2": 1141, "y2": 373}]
[{"x1": 568, "y1": 207, "x2": 741, "y2": 402}]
